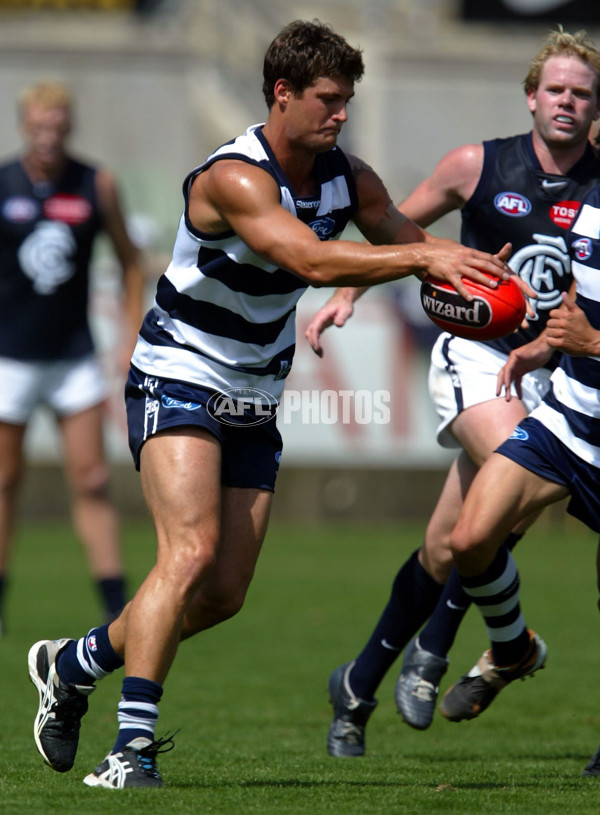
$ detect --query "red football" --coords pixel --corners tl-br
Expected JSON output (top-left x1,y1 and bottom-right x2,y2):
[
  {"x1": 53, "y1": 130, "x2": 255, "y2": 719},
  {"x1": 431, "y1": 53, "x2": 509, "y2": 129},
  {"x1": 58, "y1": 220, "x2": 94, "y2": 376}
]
[{"x1": 419, "y1": 273, "x2": 526, "y2": 341}]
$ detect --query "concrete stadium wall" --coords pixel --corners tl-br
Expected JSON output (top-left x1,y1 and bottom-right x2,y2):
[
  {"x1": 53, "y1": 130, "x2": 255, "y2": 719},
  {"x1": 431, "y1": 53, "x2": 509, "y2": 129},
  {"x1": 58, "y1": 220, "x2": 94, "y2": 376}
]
[{"x1": 20, "y1": 461, "x2": 574, "y2": 529}]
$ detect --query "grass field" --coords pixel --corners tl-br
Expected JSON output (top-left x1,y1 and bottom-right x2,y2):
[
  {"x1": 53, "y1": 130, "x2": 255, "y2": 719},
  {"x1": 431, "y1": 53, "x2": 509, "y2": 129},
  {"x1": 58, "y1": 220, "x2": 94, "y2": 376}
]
[{"x1": 2, "y1": 515, "x2": 600, "y2": 814}]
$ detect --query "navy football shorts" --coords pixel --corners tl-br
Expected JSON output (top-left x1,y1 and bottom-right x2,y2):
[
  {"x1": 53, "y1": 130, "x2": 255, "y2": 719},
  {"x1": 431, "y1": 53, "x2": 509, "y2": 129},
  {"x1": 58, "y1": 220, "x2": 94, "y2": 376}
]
[
  {"x1": 125, "y1": 365, "x2": 282, "y2": 491},
  {"x1": 497, "y1": 416, "x2": 600, "y2": 533}
]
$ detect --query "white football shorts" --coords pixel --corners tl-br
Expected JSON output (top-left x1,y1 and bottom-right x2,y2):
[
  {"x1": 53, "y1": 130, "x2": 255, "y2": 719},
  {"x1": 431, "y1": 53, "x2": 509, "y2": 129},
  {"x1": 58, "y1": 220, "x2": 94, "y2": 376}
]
[
  {"x1": 0, "y1": 355, "x2": 108, "y2": 424},
  {"x1": 429, "y1": 332, "x2": 552, "y2": 448}
]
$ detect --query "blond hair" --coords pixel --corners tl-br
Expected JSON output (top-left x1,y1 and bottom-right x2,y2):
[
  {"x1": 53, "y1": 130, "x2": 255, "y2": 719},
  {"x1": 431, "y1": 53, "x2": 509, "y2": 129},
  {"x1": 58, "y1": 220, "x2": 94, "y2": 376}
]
[
  {"x1": 524, "y1": 26, "x2": 600, "y2": 95},
  {"x1": 18, "y1": 80, "x2": 72, "y2": 120}
]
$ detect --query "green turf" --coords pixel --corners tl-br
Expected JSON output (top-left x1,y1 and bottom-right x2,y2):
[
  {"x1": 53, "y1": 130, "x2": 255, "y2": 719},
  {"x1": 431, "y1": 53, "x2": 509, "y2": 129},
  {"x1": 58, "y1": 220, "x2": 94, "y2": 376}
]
[{"x1": 2, "y1": 515, "x2": 600, "y2": 814}]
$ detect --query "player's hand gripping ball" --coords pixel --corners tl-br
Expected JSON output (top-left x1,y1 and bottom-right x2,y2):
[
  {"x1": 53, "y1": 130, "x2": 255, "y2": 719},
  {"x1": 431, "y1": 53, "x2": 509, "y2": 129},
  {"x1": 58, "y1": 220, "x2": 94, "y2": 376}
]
[{"x1": 420, "y1": 273, "x2": 526, "y2": 341}]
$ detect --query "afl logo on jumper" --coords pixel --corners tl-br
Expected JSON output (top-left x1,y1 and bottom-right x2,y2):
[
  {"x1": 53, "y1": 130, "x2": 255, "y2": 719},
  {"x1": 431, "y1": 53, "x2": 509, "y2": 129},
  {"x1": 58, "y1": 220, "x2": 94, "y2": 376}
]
[
  {"x1": 494, "y1": 192, "x2": 532, "y2": 217},
  {"x1": 43, "y1": 194, "x2": 92, "y2": 225},
  {"x1": 2, "y1": 195, "x2": 40, "y2": 223},
  {"x1": 572, "y1": 237, "x2": 592, "y2": 261}
]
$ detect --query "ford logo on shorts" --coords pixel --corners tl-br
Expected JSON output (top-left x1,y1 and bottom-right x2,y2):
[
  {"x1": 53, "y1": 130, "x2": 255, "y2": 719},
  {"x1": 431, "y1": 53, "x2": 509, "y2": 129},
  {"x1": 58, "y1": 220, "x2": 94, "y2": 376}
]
[{"x1": 207, "y1": 387, "x2": 279, "y2": 426}]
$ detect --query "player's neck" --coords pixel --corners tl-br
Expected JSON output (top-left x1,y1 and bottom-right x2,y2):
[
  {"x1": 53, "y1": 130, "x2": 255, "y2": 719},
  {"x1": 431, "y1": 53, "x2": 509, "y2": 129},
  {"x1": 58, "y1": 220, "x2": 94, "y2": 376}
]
[
  {"x1": 20, "y1": 153, "x2": 66, "y2": 185},
  {"x1": 532, "y1": 131, "x2": 588, "y2": 176},
  {"x1": 261, "y1": 123, "x2": 318, "y2": 197}
]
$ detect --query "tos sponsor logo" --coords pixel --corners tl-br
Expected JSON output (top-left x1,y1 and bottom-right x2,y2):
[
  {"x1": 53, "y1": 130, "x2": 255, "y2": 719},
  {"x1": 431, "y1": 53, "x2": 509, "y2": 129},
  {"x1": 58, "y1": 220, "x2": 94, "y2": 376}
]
[
  {"x1": 43, "y1": 194, "x2": 92, "y2": 225},
  {"x1": 549, "y1": 201, "x2": 580, "y2": 229}
]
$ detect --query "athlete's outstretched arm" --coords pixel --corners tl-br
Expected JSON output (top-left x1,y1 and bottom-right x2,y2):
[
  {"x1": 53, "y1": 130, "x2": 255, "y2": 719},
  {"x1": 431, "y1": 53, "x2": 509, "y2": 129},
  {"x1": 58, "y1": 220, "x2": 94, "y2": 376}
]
[{"x1": 189, "y1": 158, "x2": 510, "y2": 295}]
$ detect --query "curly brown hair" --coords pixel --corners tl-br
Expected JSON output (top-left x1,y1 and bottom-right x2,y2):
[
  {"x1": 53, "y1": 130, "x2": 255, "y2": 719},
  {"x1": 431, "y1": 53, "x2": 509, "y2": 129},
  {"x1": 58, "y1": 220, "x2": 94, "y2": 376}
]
[{"x1": 262, "y1": 19, "x2": 364, "y2": 109}]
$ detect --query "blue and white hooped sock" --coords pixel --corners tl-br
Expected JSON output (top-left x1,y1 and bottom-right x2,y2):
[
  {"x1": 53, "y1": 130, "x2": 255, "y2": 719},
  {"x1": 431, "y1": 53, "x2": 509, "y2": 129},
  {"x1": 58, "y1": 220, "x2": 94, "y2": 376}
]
[
  {"x1": 112, "y1": 676, "x2": 163, "y2": 753},
  {"x1": 56, "y1": 625, "x2": 124, "y2": 687},
  {"x1": 460, "y1": 546, "x2": 530, "y2": 666}
]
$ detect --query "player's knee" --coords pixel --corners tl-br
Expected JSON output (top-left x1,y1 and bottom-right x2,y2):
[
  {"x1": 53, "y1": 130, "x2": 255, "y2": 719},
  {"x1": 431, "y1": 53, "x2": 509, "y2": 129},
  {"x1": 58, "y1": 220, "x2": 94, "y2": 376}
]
[
  {"x1": 425, "y1": 524, "x2": 452, "y2": 552},
  {"x1": 449, "y1": 526, "x2": 496, "y2": 573},
  {"x1": 72, "y1": 464, "x2": 111, "y2": 499},
  {"x1": 206, "y1": 591, "x2": 245, "y2": 623},
  {"x1": 172, "y1": 542, "x2": 218, "y2": 595},
  {"x1": 0, "y1": 465, "x2": 23, "y2": 497},
  {"x1": 448, "y1": 524, "x2": 476, "y2": 558},
  {"x1": 186, "y1": 588, "x2": 246, "y2": 634},
  {"x1": 422, "y1": 525, "x2": 455, "y2": 579},
  {"x1": 199, "y1": 572, "x2": 253, "y2": 625}
]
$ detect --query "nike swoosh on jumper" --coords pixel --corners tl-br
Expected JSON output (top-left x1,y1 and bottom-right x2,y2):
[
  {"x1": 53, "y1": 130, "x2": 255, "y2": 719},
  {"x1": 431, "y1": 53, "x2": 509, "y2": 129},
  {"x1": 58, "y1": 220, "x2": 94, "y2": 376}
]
[{"x1": 541, "y1": 179, "x2": 568, "y2": 191}]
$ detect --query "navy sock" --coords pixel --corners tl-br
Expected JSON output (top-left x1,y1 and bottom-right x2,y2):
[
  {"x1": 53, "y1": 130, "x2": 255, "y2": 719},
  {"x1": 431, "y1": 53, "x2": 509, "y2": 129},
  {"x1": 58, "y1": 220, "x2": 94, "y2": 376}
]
[
  {"x1": 418, "y1": 568, "x2": 469, "y2": 658},
  {"x1": 97, "y1": 577, "x2": 127, "y2": 622},
  {"x1": 57, "y1": 624, "x2": 124, "y2": 686},
  {"x1": 419, "y1": 532, "x2": 524, "y2": 659},
  {"x1": 113, "y1": 676, "x2": 163, "y2": 753},
  {"x1": 350, "y1": 549, "x2": 443, "y2": 700}
]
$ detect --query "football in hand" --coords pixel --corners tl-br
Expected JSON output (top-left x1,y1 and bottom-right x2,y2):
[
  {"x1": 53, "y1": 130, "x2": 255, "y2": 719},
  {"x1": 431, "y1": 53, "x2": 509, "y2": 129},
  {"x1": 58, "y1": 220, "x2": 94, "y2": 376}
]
[{"x1": 420, "y1": 273, "x2": 526, "y2": 341}]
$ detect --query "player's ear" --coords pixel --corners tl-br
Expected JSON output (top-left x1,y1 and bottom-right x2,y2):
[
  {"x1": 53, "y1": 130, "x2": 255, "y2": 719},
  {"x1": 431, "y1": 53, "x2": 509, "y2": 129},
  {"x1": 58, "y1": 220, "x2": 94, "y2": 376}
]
[{"x1": 273, "y1": 79, "x2": 293, "y2": 107}]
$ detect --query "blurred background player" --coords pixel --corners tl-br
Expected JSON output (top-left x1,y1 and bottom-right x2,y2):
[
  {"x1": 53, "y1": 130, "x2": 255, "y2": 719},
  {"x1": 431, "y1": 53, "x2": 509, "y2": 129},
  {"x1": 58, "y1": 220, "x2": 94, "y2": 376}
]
[
  {"x1": 0, "y1": 80, "x2": 145, "y2": 631},
  {"x1": 305, "y1": 26, "x2": 600, "y2": 754}
]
